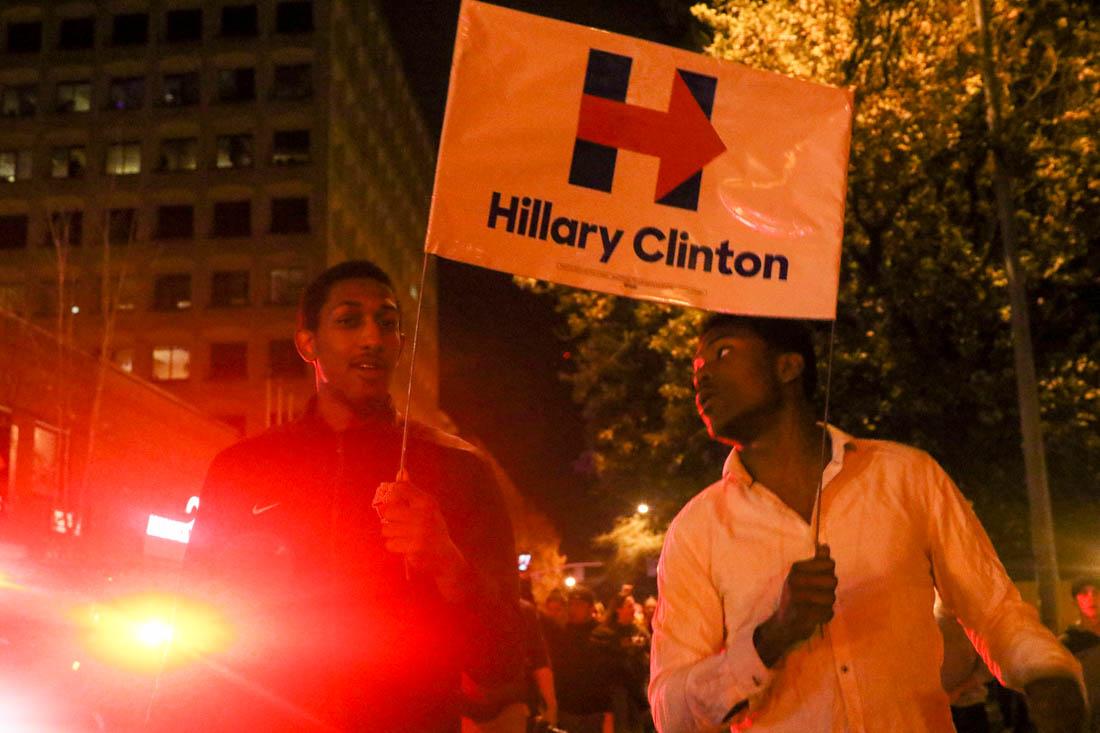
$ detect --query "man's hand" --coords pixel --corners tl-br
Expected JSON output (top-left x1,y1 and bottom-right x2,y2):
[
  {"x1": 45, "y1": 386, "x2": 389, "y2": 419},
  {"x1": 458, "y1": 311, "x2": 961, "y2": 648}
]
[
  {"x1": 375, "y1": 479, "x2": 467, "y2": 588},
  {"x1": 753, "y1": 544, "x2": 838, "y2": 668},
  {"x1": 1025, "y1": 676, "x2": 1085, "y2": 733}
]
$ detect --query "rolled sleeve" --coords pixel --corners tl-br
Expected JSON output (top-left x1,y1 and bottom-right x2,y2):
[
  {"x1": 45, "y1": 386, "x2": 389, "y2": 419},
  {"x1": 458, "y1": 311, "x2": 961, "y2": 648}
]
[{"x1": 649, "y1": 520, "x2": 775, "y2": 732}]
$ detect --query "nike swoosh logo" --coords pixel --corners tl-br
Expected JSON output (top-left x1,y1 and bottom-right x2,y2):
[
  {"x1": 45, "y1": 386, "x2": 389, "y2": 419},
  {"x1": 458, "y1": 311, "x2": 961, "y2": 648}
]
[{"x1": 251, "y1": 502, "x2": 280, "y2": 516}]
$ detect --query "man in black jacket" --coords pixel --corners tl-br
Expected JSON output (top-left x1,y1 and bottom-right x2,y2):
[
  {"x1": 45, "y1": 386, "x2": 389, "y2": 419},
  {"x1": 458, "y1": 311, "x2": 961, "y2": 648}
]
[{"x1": 162, "y1": 260, "x2": 524, "y2": 731}]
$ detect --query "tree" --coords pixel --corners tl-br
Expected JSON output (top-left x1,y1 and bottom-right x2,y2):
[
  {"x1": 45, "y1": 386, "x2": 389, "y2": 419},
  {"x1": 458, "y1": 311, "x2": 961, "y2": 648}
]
[{"x1": 530, "y1": 0, "x2": 1098, "y2": 570}]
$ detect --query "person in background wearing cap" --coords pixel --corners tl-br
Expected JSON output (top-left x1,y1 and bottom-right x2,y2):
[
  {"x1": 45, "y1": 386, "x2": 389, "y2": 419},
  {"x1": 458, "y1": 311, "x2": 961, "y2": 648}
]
[
  {"x1": 164, "y1": 260, "x2": 524, "y2": 731},
  {"x1": 1062, "y1": 578, "x2": 1100, "y2": 731},
  {"x1": 649, "y1": 314, "x2": 1084, "y2": 732},
  {"x1": 553, "y1": 585, "x2": 615, "y2": 733}
]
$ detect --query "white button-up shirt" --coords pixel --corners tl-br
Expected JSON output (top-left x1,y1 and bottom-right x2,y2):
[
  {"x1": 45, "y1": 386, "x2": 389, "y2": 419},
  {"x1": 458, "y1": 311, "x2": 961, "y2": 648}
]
[{"x1": 649, "y1": 425, "x2": 1081, "y2": 732}]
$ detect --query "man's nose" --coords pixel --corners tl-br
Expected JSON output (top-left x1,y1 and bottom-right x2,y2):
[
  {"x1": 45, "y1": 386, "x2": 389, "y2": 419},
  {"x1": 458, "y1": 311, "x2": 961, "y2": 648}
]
[{"x1": 356, "y1": 320, "x2": 384, "y2": 347}]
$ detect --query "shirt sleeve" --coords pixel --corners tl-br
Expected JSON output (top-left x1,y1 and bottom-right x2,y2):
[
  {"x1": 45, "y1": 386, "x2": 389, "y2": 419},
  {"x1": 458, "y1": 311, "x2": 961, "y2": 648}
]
[
  {"x1": 649, "y1": 517, "x2": 775, "y2": 732},
  {"x1": 924, "y1": 456, "x2": 1083, "y2": 692}
]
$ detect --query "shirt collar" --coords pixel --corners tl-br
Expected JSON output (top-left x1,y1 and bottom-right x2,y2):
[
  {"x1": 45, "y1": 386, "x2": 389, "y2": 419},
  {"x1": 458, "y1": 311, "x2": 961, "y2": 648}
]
[{"x1": 722, "y1": 423, "x2": 856, "y2": 485}]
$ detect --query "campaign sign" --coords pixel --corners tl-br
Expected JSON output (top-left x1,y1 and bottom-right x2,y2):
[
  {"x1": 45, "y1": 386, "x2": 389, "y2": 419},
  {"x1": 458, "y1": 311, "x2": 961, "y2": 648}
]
[{"x1": 427, "y1": 0, "x2": 854, "y2": 318}]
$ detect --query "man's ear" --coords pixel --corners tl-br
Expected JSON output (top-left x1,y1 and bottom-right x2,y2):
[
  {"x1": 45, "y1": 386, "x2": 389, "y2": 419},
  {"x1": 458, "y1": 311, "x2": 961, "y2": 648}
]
[
  {"x1": 776, "y1": 353, "x2": 805, "y2": 389},
  {"x1": 294, "y1": 328, "x2": 317, "y2": 363}
]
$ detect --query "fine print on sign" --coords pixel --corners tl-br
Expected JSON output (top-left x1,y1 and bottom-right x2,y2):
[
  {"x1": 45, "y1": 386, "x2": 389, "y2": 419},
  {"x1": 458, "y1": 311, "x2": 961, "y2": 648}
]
[{"x1": 427, "y1": 0, "x2": 854, "y2": 319}]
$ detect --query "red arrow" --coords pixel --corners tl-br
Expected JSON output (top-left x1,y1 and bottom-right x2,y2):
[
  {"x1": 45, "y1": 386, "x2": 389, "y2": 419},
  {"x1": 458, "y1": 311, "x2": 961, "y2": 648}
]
[{"x1": 576, "y1": 72, "x2": 726, "y2": 200}]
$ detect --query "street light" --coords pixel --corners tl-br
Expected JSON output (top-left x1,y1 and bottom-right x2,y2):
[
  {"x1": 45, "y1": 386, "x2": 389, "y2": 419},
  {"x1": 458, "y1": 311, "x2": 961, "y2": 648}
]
[
  {"x1": 564, "y1": 576, "x2": 577, "y2": 588},
  {"x1": 636, "y1": 503, "x2": 650, "y2": 515}
]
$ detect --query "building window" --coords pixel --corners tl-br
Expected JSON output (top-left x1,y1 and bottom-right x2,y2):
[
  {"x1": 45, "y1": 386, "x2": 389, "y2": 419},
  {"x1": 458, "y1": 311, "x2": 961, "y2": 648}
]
[
  {"x1": 106, "y1": 208, "x2": 137, "y2": 244},
  {"x1": 153, "y1": 273, "x2": 192, "y2": 311},
  {"x1": 272, "y1": 130, "x2": 310, "y2": 165},
  {"x1": 112, "y1": 347, "x2": 134, "y2": 373},
  {"x1": 0, "y1": 150, "x2": 32, "y2": 182},
  {"x1": 45, "y1": 211, "x2": 82, "y2": 247},
  {"x1": 51, "y1": 146, "x2": 86, "y2": 178},
  {"x1": 269, "y1": 267, "x2": 305, "y2": 305},
  {"x1": 269, "y1": 338, "x2": 304, "y2": 377},
  {"x1": 272, "y1": 64, "x2": 311, "y2": 100},
  {"x1": 210, "y1": 342, "x2": 248, "y2": 380},
  {"x1": 56, "y1": 81, "x2": 92, "y2": 113},
  {"x1": 276, "y1": 2, "x2": 313, "y2": 33},
  {"x1": 211, "y1": 200, "x2": 251, "y2": 237},
  {"x1": 105, "y1": 276, "x2": 137, "y2": 311},
  {"x1": 46, "y1": 149, "x2": 79, "y2": 183},
  {"x1": 58, "y1": 17, "x2": 95, "y2": 50},
  {"x1": 210, "y1": 270, "x2": 250, "y2": 307},
  {"x1": 32, "y1": 425, "x2": 60, "y2": 498},
  {"x1": 152, "y1": 347, "x2": 190, "y2": 381},
  {"x1": 270, "y1": 197, "x2": 309, "y2": 234},
  {"x1": 158, "y1": 137, "x2": 198, "y2": 172},
  {"x1": 215, "y1": 134, "x2": 254, "y2": 169},
  {"x1": 220, "y1": 5, "x2": 258, "y2": 37},
  {"x1": 161, "y1": 72, "x2": 200, "y2": 107},
  {"x1": 0, "y1": 215, "x2": 29, "y2": 249},
  {"x1": 7, "y1": 21, "x2": 42, "y2": 53},
  {"x1": 217, "y1": 68, "x2": 255, "y2": 103},
  {"x1": 106, "y1": 142, "x2": 141, "y2": 175},
  {"x1": 1, "y1": 84, "x2": 37, "y2": 117},
  {"x1": 107, "y1": 77, "x2": 145, "y2": 110},
  {"x1": 154, "y1": 205, "x2": 194, "y2": 239},
  {"x1": 112, "y1": 13, "x2": 149, "y2": 46},
  {"x1": 164, "y1": 8, "x2": 202, "y2": 43}
]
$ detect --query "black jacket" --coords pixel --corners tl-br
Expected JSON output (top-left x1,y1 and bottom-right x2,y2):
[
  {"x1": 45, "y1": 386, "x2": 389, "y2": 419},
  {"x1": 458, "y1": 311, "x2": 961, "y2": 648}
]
[{"x1": 159, "y1": 402, "x2": 524, "y2": 732}]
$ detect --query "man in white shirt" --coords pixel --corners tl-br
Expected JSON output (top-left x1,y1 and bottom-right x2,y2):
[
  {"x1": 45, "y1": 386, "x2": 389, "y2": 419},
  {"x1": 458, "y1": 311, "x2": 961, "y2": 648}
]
[{"x1": 648, "y1": 314, "x2": 1084, "y2": 732}]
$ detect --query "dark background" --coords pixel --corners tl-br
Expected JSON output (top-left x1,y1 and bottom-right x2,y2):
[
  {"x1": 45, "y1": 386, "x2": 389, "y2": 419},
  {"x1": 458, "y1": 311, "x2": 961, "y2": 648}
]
[{"x1": 377, "y1": 0, "x2": 698, "y2": 557}]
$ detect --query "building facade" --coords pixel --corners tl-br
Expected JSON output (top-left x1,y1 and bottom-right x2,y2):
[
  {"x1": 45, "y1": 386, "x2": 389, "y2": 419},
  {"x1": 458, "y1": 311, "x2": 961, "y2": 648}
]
[{"x1": 0, "y1": 0, "x2": 440, "y2": 437}]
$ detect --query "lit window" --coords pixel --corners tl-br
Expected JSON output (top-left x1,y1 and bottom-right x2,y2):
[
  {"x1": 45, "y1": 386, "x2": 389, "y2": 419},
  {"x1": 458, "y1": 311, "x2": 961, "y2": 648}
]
[
  {"x1": 107, "y1": 77, "x2": 145, "y2": 110},
  {"x1": 152, "y1": 347, "x2": 190, "y2": 381},
  {"x1": 269, "y1": 267, "x2": 305, "y2": 305},
  {"x1": 56, "y1": 81, "x2": 92, "y2": 113},
  {"x1": 153, "y1": 273, "x2": 192, "y2": 311},
  {"x1": 0, "y1": 150, "x2": 32, "y2": 182},
  {"x1": 158, "y1": 138, "x2": 198, "y2": 172},
  {"x1": 0, "y1": 84, "x2": 37, "y2": 117},
  {"x1": 215, "y1": 134, "x2": 253, "y2": 169},
  {"x1": 106, "y1": 142, "x2": 141, "y2": 175},
  {"x1": 50, "y1": 146, "x2": 86, "y2": 178}
]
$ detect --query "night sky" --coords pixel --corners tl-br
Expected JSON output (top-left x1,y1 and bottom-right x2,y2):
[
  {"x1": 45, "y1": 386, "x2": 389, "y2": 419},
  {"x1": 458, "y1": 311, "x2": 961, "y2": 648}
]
[{"x1": 377, "y1": 0, "x2": 696, "y2": 557}]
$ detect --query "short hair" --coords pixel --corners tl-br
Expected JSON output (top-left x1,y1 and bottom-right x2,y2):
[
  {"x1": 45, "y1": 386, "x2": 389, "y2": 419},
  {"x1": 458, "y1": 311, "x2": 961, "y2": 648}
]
[
  {"x1": 700, "y1": 313, "x2": 818, "y2": 399},
  {"x1": 1071, "y1": 577, "x2": 1100, "y2": 597},
  {"x1": 297, "y1": 259, "x2": 396, "y2": 332}
]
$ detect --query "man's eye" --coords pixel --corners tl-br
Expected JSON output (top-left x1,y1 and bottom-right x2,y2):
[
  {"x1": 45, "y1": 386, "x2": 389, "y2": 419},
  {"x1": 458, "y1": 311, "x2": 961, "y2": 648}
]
[
  {"x1": 378, "y1": 318, "x2": 399, "y2": 333},
  {"x1": 336, "y1": 315, "x2": 359, "y2": 327}
]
